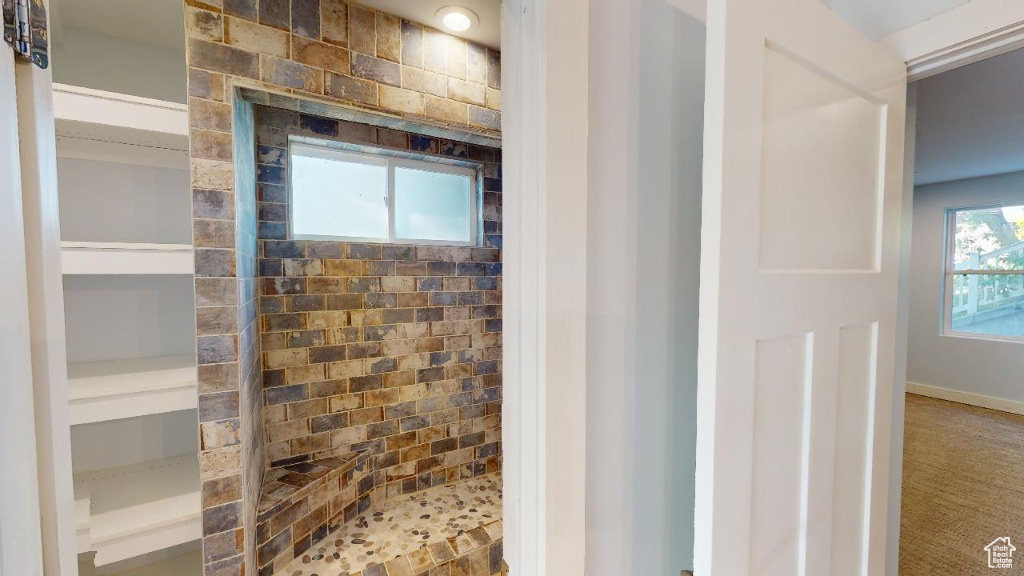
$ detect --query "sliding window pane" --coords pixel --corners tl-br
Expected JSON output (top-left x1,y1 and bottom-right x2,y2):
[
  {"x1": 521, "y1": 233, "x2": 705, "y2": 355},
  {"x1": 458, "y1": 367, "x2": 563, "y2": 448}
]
[
  {"x1": 393, "y1": 166, "x2": 472, "y2": 242},
  {"x1": 290, "y1": 152, "x2": 388, "y2": 240},
  {"x1": 953, "y1": 205, "x2": 1024, "y2": 271},
  {"x1": 951, "y1": 273, "x2": 1024, "y2": 338}
]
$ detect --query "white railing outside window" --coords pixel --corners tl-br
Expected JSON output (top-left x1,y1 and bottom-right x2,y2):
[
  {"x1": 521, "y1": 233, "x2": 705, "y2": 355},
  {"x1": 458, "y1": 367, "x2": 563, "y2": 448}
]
[{"x1": 945, "y1": 203, "x2": 1024, "y2": 340}]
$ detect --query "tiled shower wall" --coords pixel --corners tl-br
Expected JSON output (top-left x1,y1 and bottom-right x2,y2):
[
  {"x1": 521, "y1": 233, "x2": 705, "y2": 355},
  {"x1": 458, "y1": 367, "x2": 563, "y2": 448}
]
[
  {"x1": 185, "y1": 1, "x2": 501, "y2": 574},
  {"x1": 254, "y1": 106, "x2": 503, "y2": 490}
]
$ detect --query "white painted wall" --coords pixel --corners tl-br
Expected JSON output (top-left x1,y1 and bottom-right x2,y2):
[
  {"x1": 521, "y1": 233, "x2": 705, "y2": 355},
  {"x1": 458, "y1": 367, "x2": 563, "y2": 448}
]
[
  {"x1": 912, "y1": 49, "x2": 1024, "y2": 186},
  {"x1": 908, "y1": 171, "x2": 1024, "y2": 402},
  {"x1": 70, "y1": 411, "x2": 199, "y2": 473},
  {"x1": 634, "y1": 2, "x2": 704, "y2": 574},
  {"x1": 585, "y1": 0, "x2": 636, "y2": 571},
  {"x1": 63, "y1": 275, "x2": 197, "y2": 364},
  {"x1": 51, "y1": 26, "x2": 186, "y2": 103},
  {"x1": 56, "y1": 156, "x2": 191, "y2": 244},
  {"x1": 585, "y1": 0, "x2": 705, "y2": 573}
]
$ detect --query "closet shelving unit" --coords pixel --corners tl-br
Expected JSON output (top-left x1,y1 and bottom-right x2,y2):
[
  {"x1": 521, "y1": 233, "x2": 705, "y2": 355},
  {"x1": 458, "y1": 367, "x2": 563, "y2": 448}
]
[{"x1": 54, "y1": 82, "x2": 203, "y2": 574}]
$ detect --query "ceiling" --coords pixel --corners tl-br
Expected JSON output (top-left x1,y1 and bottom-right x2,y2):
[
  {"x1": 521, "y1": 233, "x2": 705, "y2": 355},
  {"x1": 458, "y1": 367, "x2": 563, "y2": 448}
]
[
  {"x1": 825, "y1": 0, "x2": 968, "y2": 40},
  {"x1": 914, "y1": 48, "x2": 1024, "y2": 186},
  {"x1": 356, "y1": 0, "x2": 500, "y2": 48}
]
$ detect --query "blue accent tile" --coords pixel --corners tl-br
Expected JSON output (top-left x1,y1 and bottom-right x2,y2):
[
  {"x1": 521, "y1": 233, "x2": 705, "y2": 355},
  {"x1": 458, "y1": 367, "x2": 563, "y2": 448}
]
[
  {"x1": 257, "y1": 164, "x2": 285, "y2": 185},
  {"x1": 409, "y1": 135, "x2": 434, "y2": 151},
  {"x1": 259, "y1": 221, "x2": 287, "y2": 240},
  {"x1": 299, "y1": 113, "x2": 338, "y2": 136}
]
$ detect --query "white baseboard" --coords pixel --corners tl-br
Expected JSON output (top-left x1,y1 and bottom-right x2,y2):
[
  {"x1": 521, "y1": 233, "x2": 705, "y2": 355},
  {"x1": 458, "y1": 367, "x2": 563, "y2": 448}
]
[{"x1": 906, "y1": 381, "x2": 1024, "y2": 416}]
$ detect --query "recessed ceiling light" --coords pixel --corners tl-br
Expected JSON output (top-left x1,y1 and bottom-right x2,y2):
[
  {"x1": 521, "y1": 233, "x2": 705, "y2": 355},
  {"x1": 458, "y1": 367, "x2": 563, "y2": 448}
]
[{"x1": 436, "y1": 6, "x2": 479, "y2": 33}]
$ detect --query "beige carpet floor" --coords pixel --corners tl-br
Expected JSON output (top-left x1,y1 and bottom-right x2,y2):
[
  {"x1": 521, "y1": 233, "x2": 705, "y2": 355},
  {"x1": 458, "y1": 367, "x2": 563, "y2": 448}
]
[{"x1": 900, "y1": 393, "x2": 1024, "y2": 575}]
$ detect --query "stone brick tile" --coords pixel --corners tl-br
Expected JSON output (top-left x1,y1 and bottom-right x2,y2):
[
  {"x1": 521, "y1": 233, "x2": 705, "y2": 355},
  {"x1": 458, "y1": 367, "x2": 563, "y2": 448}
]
[
  {"x1": 203, "y1": 474, "x2": 243, "y2": 509},
  {"x1": 293, "y1": 36, "x2": 350, "y2": 75},
  {"x1": 385, "y1": 556, "x2": 414, "y2": 576},
  {"x1": 422, "y1": 28, "x2": 446, "y2": 74},
  {"x1": 376, "y1": 12, "x2": 401, "y2": 63},
  {"x1": 259, "y1": 0, "x2": 289, "y2": 30},
  {"x1": 326, "y1": 72, "x2": 379, "y2": 106},
  {"x1": 203, "y1": 527, "x2": 243, "y2": 564},
  {"x1": 199, "y1": 444, "x2": 242, "y2": 481},
  {"x1": 376, "y1": 124, "x2": 407, "y2": 146},
  {"x1": 379, "y1": 85, "x2": 425, "y2": 116},
  {"x1": 197, "y1": 305, "x2": 238, "y2": 335},
  {"x1": 188, "y1": 68, "x2": 226, "y2": 101},
  {"x1": 189, "y1": 38, "x2": 259, "y2": 79},
  {"x1": 285, "y1": 363, "x2": 327, "y2": 385},
  {"x1": 467, "y1": 43, "x2": 487, "y2": 85},
  {"x1": 224, "y1": 0, "x2": 256, "y2": 20},
  {"x1": 320, "y1": 0, "x2": 347, "y2": 46},
  {"x1": 292, "y1": 0, "x2": 320, "y2": 39},
  {"x1": 199, "y1": 390, "x2": 241, "y2": 423},
  {"x1": 485, "y1": 88, "x2": 500, "y2": 111},
  {"x1": 401, "y1": 20, "x2": 422, "y2": 67},
  {"x1": 425, "y1": 96, "x2": 467, "y2": 125},
  {"x1": 201, "y1": 419, "x2": 242, "y2": 450},
  {"x1": 190, "y1": 98, "x2": 233, "y2": 132},
  {"x1": 445, "y1": 37, "x2": 467, "y2": 80},
  {"x1": 486, "y1": 48, "x2": 501, "y2": 90},
  {"x1": 265, "y1": 348, "x2": 309, "y2": 369},
  {"x1": 352, "y1": 52, "x2": 401, "y2": 87},
  {"x1": 198, "y1": 362, "x2": 239, "y2": 395},
  {"x1": 191, "y1": 129, "x2": 234, "y2": 162},
  {"x1": 225, "y1": 16, "x2": 289, "y2": 57},
  {"x1": 401, "y1": 66, "x2": 447, "y2": 99},
  {"x1": 262, "y1": 55, "x2": 325, "y2": 93},
  {"x1": 407, "y1": 548, "x2": 434, "y2": 573},
  {"x1": 430, "y1": 563, "x2": 452, "y2": 576},
  {"x1": 447, "y1": 77, "x2": 485, "y2": 106},
  {"x1": 348, "y1": 4, "x2": 376, "y2": 55},
  {"x1": 186, "y1": 6, "x2": 223, "y2": 42},
  {"x1": 191, "y1": 158, "x2": 235, "y2": 192}
]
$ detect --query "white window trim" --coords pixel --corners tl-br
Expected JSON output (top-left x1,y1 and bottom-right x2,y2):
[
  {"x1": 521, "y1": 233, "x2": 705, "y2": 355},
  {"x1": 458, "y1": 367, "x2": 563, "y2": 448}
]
[
  {"x1": 288, "y1": 138, "x2": 481, "y2": 247},
  {"x1": 942, "y1": 203, "x2": 1024, "y2": 343}
]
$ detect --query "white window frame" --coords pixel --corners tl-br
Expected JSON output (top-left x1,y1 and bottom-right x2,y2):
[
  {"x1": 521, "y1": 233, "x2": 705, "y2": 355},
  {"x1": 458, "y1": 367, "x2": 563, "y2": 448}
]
[
  {"x1": 942, "y1": 202, "x2": 1024, "y2": 343},
  {"x1": 288, "y1": 138, "x2": 481, "y2": 247}
]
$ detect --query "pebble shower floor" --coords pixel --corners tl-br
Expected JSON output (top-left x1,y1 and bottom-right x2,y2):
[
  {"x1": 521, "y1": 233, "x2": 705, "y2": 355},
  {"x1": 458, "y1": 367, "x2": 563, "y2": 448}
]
[{"x1": 281, "y1": 473, "x2": 502, "y2": 576}]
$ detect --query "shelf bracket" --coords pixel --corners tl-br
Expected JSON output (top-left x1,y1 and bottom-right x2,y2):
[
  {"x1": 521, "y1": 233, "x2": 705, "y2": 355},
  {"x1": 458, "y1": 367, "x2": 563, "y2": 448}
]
[{"x1": 3, "y1": 0, "x2": 48, "y2": 69}]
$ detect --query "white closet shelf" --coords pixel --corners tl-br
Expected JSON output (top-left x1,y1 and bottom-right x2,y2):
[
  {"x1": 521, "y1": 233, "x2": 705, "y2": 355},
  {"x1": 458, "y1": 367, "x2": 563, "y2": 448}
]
[
  {"x1": 74, "y1": 454, "x2": 202, "y2": 567},
  {"x1": 100, "y1": 547, "x2": 202, "y2": 576},
  {"x1": 53, "y1": 84, "x2": 189, "y2": 150},
  {"x1": 68, "y1": 355, "x2": 198, "y2": 425},
  {"x1": 61, "y1": 242, "x2": 194, "y2": 275},
  {"x1": 56, "y1": 135, "x2": 189, "y2": 171}
]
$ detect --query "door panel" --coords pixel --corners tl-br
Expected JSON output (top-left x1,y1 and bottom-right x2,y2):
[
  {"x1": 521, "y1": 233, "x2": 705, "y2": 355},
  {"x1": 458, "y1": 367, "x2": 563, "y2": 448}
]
[
  {"x1": 760, "y1": 44, "x2": 885, "y2": 272},
  {"x1": 0, "y1": 50, "x2": 46, "y2": 576},
  {"x1": 694, "y1": 0, "x2": 907, "y2": 573}
]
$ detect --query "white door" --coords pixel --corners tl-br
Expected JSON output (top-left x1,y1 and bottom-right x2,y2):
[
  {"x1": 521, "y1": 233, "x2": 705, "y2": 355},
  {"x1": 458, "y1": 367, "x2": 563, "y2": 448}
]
[
  {"x1": 0, "y1": 49, "x2": 46, "y2": 576},
  {"x1": 694, "y1": 0, "x2": 907, "y2": 574}
]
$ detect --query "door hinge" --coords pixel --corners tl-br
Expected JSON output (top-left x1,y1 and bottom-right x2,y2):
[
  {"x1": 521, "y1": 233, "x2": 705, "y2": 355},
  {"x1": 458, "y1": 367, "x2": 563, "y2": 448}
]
[{"x1": 3, "y1": 0, "x2": 48, "y2": 69}]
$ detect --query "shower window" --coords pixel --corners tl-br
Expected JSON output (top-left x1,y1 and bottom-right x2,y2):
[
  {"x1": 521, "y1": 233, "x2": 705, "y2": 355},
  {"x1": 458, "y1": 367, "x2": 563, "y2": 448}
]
[{"x1": 289, "y1": 139, "x2": 479, "y2": 245}]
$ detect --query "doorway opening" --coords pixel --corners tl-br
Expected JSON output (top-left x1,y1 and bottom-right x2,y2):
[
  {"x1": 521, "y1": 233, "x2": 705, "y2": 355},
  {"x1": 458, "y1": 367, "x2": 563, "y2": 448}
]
[{"x1": 899, "y1": 46, "x2": 1024, "y2": 575}]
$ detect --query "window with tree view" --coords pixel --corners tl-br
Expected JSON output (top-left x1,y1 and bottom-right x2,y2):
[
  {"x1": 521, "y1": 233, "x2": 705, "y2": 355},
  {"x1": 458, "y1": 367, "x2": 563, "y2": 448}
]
[{"x1": 947, "y1": 204, "x2": 1024, "y2": 339}]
